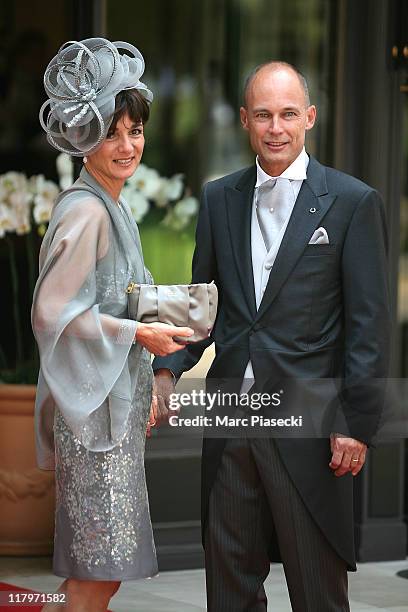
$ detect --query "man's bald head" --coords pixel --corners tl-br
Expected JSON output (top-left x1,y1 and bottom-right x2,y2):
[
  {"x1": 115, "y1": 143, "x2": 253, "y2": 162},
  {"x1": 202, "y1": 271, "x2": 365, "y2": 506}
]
[
  {"x1": 239, "y1": 60, "x2": 316, "y2": 176},
  {"x1": 243, "y1": 61, "x2": 310, "y2": 108}
]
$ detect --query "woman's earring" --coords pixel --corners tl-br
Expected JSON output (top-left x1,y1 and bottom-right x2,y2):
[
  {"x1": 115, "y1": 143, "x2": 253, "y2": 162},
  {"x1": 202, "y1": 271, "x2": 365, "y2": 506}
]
[{"x1": 83, "y1": 156, "x2": 88, "y2": 164}]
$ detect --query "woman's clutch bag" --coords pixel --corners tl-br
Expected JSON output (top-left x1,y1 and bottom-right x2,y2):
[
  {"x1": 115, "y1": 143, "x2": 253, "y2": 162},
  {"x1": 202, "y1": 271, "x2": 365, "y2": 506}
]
[{"x1": 126, "y1": 281, "x2": 218, "y2": 343}]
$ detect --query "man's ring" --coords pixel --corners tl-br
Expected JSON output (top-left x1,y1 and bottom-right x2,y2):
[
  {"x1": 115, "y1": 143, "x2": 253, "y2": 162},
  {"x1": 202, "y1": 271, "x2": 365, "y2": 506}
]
[{"x1": 351, "y1": 458, "x2": 359, "y2": 462}]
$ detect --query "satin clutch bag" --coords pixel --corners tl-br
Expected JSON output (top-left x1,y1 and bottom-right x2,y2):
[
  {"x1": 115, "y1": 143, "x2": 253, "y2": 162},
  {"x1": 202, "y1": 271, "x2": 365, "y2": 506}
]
[{"x1": 126, "y1": 281, "x2": 218, "y2": 343}]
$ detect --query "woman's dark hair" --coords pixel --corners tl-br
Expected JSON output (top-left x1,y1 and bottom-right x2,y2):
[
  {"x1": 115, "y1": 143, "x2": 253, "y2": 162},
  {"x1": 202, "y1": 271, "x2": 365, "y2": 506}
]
[
  {"x1": 72, "y1": 88, "x2": 151, "y2": 169},
  {"x1": 108, "y1": 88, "x2": 150, "y2": 135}
]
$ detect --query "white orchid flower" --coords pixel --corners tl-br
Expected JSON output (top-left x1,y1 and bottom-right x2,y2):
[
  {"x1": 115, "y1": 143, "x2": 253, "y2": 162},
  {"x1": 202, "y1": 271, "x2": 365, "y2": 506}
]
[
  {"x1": 155, "y1": 174, "x2": 184, "y2": 208},
  {"x1": 5, "y1": 183, "x2": 32, "y2": 237},
  {"x1": 161, "y1": 210, "x2": 188, "y2": 231},
  {"x1": 0, "y1": 203, "x2": 17, "y2": 234},
  {"x1": 173, "y1": 196, "x2": 199, "y2": 218},
  {"x1": 127, "y1": 164, "x2": 162, "y2": 199},
  {"x1": 166, "y1": 174, "x2": 184, "y2": 200},
  {"x1": 15, "y1": 216, "x2": 31, "y2": 235},
  {"x1": 0, "y1": 173, "x2": 31, "y2": 236},
  {"x1": 126, "y1": 163, "x2": 148, "y2": 185},
  {"x1": 1, "y1": 171, "x2": 28, "y2": 195},
  {"x1": 8, "y1": 189, "x2": 31, "y2": 235},
  {"x1": 122, "y1": 186, "x2": 150, "y2": 223},
  {"x1": 0, "y1": 179, "x2": 8, "y2": 201},
  {"x1": 28, "y1": 174, "x2": 42, "y2": 194},
  {"x1": 11, "y1": 200, "x2": 31, "y2": 235},
  {"x1": 33, "y1": 176, "x2": 59, "y2": 206},
  {"x1": 56, "y1": 153, "x2": 74, "y2": 190},
  {"x1": 162, "y1": 197, "x2": 199, "y2": 231},
  {"x1": 33, "y1": 199, "x2": 54, "y2": 224}
]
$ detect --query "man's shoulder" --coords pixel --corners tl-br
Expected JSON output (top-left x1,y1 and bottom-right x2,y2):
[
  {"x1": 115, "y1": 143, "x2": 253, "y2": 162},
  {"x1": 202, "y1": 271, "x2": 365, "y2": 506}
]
[
  {"x1": 204, "y1": 166, "x2": 254, "y2": 192},
  {"x1": 314, "y1": 158, "x2": 377, "y2": 197}
]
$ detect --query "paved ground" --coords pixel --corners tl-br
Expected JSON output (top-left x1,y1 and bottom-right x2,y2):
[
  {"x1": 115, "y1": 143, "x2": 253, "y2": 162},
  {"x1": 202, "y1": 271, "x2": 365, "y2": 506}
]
[{"x1": 0, "y1": 557, "x2": 407, "y2": 611}]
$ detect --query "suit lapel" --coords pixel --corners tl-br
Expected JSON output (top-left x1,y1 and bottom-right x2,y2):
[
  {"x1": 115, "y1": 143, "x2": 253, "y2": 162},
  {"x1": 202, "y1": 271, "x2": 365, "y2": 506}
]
[
  {"x1": 225, "y1": 167, "x2": 257, "y2": 316},
  {"x1": 255, "y1": 157, "x2": 337, "y2": 322}
]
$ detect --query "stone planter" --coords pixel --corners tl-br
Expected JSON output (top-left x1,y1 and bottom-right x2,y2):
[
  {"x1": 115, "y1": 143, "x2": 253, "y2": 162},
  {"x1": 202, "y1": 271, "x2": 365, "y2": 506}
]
[{"x1": 0, "y1": 384, "x2": 54, "y2": 555}]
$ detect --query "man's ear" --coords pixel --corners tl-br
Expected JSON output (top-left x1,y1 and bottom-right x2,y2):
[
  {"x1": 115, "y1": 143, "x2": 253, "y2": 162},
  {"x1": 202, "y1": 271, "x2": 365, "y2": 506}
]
[
  {"x1": 240, "y1": 106, "x2": 249, "y2": 131},
  {"x1": 305, "y1": 105, "x2": 317, "y2": 131}
]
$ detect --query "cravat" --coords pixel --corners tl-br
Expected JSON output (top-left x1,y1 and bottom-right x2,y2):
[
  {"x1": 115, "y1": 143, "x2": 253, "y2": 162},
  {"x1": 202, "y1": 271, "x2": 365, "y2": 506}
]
[{"x1": 256, "y1": 177, "x2": 294, "y2": 251}]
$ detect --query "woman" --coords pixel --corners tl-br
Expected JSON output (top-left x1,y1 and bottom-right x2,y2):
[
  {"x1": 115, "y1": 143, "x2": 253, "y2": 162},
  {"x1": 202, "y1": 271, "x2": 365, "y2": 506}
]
[{"x1": 33, "y1": 38, "x2": 192, "y2": 611}]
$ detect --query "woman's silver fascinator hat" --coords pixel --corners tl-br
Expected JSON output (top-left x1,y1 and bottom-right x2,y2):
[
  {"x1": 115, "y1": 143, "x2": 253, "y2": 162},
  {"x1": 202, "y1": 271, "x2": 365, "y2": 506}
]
[{"x1": 39, "y1": 38, "x2": 153, "y2": 156}]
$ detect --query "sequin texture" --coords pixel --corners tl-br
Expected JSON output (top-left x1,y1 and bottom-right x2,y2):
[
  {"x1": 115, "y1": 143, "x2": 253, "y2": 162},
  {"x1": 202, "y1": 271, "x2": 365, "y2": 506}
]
[{"x1": 53, "y1": 352, "x2": 157, "y2": 580}]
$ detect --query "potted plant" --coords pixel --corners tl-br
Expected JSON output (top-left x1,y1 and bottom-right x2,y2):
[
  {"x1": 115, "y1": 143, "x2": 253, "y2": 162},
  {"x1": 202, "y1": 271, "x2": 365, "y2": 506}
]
[{"x1": 0, "y1": 167, "x2": 61, "y2": 554}]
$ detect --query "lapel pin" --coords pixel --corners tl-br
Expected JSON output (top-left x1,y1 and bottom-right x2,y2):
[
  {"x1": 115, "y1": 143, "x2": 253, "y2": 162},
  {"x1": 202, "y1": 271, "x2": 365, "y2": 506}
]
[{"x1": 309, "y1": 207, "x2": 317, "y2": 213}]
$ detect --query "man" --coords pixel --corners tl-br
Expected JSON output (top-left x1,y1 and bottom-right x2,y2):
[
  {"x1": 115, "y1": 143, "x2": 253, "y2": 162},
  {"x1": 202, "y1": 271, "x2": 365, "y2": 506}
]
[{"x1": 154, "y1": 62, "x2": 390, "y2": 611}]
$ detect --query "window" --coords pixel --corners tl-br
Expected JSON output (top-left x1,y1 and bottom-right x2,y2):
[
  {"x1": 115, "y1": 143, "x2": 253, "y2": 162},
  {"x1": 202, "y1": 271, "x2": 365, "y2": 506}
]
[{"x1": 106, "y1": 0, "x2": 337, "y2": 282}]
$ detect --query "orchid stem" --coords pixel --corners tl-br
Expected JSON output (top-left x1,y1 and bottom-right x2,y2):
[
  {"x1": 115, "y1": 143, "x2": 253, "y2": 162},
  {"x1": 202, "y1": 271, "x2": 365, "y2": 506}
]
[
  {"x1": 26, "y1": 231, "x2": 37, "y2": 362},
  {"x1": 7, "y1": 236, "x2": 24, "y2": 367},
  {"x1": 26, "y1": 231, "x2": 36, "y2": 302}
]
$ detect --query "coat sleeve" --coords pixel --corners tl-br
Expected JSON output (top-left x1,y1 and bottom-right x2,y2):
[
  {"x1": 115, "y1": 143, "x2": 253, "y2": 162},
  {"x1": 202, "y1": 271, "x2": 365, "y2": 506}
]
[
  {"x1": 153, "y1": 182, "x2": 217, "y2": 377},
  {"x1": 340, "y1": 188, "x2": 391, "y2": 444}
]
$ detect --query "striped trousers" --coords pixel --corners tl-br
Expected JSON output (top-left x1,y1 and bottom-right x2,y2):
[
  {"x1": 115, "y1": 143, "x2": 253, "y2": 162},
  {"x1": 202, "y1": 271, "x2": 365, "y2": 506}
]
[{"x1": 204, "y1": 437, "x2": 350, "y2": 612}]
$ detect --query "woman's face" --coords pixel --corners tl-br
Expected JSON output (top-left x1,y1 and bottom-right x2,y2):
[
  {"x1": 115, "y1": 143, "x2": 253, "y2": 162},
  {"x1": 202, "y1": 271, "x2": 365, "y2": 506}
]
[{"x1": 86, "y1": 112, "x2": 145, "y2": 191}]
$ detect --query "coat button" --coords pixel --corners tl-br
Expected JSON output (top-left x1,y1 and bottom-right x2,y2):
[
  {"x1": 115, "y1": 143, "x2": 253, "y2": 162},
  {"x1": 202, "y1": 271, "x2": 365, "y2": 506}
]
[{"x1": 309, "y1": 207, "x2": 317, "y2": 213}]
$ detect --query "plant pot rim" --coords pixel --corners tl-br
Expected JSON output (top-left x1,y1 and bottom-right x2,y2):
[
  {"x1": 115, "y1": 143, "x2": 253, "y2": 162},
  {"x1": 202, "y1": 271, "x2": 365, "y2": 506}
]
[
  {"x1": 0, "y1": 383, "x2": 36, "y2": 397},
  {"x1": 0, "y1": 384, "x2": 37, "y2": 416}
]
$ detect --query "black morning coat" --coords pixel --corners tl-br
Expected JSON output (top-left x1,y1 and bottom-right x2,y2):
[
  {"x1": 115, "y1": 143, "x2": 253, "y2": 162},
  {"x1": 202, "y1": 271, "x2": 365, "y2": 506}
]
[{"x1": 153, "y1": 155, "x2": 391, "y2": 570}]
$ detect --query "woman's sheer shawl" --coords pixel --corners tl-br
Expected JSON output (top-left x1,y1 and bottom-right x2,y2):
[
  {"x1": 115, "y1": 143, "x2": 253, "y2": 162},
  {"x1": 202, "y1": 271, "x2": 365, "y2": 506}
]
[{"x1": 32, "y1": 168, "x2": 147, "y2": 469}]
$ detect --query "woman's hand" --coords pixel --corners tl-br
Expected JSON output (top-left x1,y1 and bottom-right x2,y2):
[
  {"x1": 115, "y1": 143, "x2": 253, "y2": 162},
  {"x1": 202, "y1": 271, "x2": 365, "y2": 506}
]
[{"x1": 135, "y1": 322, "x2": 193, "y2": 356}]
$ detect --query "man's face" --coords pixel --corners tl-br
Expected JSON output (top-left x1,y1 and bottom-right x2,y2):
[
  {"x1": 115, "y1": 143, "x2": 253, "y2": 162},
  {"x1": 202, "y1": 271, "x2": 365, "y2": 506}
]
[{"x1": 240, "y1": 67, "x2": 316, "y2": 176}]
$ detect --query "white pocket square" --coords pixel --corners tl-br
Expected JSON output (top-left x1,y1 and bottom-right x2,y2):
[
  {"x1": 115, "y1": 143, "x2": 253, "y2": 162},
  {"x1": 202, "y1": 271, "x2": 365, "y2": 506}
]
[{"x1": 308, "y1": 227, "x2": 329, "y2": 245}]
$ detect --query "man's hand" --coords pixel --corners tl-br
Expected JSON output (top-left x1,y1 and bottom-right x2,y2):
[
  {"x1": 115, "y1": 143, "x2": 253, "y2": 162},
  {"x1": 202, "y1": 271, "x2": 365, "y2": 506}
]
[
  {"x1": 329, "y1": 433, "x2": 367, "y2": 477},
  {"x1": 136, "y1": 322, "x2": 193, "y2": 356},
  {"x1": 146, "y1": 399, "x2": 157, "y2": 438},
  {"x1": 153, "y1": 369, "x2": 177, "y2": 424},
  {"x1": 147, "y1": 373, "x2": 176, "y2": 436}
]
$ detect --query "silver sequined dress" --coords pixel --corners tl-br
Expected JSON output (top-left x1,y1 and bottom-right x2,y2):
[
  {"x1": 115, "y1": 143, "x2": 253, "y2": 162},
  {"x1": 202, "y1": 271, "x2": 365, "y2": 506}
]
[
  {"x1": 32, "y1": 168, "x2": 158, "y2": 581},
  {"x1": 53, "y1": 351, "x2": 157, "y2": 581}
]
